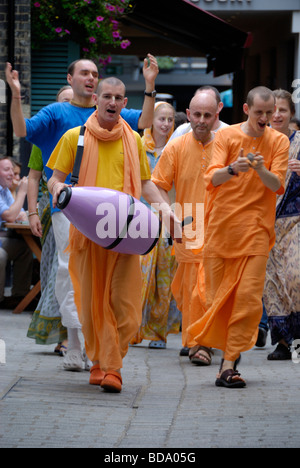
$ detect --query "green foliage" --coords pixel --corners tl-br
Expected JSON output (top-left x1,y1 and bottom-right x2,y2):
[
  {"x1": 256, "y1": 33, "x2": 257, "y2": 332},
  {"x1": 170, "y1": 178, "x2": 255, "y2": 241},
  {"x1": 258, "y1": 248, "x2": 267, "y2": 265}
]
[
  {"x1": 31, "y1": 0, "x2": 133, "y2": 66},
  {"x1": 156, "y1": 57, "x2": 176, "y2": 71}
]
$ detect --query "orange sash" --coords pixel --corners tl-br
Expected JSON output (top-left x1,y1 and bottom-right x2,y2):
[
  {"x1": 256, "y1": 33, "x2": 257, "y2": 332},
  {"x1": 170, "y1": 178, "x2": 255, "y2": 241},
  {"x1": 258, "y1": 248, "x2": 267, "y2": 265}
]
[
  {"x1": 67, "y1": 111, "x2": 143, "y2": 369},
  {"x1": 69, "y1": 110, "x2": 141, "y2": 251}
]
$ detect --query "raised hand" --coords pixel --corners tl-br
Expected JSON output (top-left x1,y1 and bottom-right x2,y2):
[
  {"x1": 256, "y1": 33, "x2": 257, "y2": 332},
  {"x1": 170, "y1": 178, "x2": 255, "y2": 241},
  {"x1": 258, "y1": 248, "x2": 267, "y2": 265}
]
[
  {"x1": 5, "y1": 62, "x2": 21, "y2": 97},
  {"x1": 143, "y1": 54, "x2": 159, "y2": 88}
]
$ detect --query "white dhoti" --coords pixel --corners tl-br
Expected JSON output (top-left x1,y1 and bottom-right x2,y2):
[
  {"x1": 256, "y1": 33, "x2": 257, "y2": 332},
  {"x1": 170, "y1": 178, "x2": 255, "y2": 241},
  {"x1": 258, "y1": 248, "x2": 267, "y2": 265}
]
[{"x1": 52, "y1": 211, "x2": 81, "y2": 329}]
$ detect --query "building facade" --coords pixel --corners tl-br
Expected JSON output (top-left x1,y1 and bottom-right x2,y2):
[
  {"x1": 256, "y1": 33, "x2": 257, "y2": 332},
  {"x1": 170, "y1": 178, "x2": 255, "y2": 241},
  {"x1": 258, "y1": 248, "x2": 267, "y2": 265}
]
[
  {"x1": 101, "y1": 0, "x2": 300, "y2": 123},
  {"x1": 0, "y1": 0, "x2": 31, "y2": 164},
  {"x1": 187, "y1": 0, "x2": 300, "y2": 119}
]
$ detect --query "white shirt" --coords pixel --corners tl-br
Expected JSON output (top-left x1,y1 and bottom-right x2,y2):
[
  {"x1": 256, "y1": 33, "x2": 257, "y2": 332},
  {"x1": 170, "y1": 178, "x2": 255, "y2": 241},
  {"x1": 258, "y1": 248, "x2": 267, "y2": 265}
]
[{"x1": 168, "y1": 120, "x2": 229, "y2": 143}]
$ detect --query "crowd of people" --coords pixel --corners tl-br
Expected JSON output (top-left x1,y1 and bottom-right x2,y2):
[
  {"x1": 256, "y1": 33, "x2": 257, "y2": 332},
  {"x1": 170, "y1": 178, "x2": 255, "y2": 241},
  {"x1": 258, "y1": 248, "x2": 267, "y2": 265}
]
[{"x1": 1, "y1": 53, "x2": 300, "y2": 392}]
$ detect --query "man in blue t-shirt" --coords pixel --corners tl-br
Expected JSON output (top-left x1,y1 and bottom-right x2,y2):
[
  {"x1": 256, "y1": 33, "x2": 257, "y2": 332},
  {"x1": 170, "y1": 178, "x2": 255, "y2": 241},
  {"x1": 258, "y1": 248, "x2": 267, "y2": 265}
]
[
  {"x1": 5, "y1": 54, "x2": 158, "y2": 371},
  {"x1": 6, "y1": 54, "x2": 158, "y2": 211},
  {"x1": 0, "y1": 157, "x2": 33, "y2": 309}
]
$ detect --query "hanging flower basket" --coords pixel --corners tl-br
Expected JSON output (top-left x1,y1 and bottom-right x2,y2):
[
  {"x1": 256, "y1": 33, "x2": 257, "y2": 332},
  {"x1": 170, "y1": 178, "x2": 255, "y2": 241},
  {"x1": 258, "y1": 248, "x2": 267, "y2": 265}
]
[{"x1": 31, "y1": 0, "x2": 133, "y2": 68}]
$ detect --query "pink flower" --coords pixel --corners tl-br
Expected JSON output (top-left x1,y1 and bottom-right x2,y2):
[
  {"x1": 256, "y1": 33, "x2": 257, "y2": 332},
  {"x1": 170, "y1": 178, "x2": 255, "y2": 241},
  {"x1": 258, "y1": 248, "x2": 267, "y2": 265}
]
[
  {"x1": 96, "y1": 16, "x2": 104, "y2": 21},
  {"x1": 106, "y1": 4, "x2": 115, "y2": 12},
  {"x1": 112, "y1": 31, "x2": 120, "y2": 38},
  {"x1": 65, "y1": 29, "x2": 70, "y2": 35},
  {"x1": 99, "y1": 56, "x2": 112, "y2": 65},
  {"x1": 89, "y1": 37, "x2": 96, "y2": 43},
  {"x1": 120, "y1": 40, "x2": 131, "y2": 49},
  {"x1": 34, "y1": 2, "x2": 40, "y2": 7},
  {"x1": 55, "y1": 27, "x2": 63, "y2": 33},
  {"x1": 83, "y1": 48, "x2": 90, "y2": 52}
]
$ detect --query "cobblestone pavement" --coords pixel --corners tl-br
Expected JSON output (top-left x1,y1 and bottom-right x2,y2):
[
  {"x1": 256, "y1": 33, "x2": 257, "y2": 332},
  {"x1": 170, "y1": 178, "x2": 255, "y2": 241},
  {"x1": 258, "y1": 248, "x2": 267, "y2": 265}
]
[{"x1": 0, "y1": 309, "x2": 299, "y2": 449}]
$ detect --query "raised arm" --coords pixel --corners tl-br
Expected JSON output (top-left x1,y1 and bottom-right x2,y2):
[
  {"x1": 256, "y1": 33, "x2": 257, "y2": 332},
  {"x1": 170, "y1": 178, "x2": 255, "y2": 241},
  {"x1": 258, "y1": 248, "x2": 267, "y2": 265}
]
[
  {"x1": 5, "y1": 62, "x2": 27, "y2": 137},
  {"x1": 137, "y1": 54, "x2": 159, "y2": 130}
]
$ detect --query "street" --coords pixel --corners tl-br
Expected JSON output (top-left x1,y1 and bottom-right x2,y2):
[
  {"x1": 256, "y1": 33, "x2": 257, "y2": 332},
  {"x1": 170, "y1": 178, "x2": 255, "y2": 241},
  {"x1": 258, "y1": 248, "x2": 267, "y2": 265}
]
[{"x1": 0, "y1": 308, "x2": 299, "y2": 449}]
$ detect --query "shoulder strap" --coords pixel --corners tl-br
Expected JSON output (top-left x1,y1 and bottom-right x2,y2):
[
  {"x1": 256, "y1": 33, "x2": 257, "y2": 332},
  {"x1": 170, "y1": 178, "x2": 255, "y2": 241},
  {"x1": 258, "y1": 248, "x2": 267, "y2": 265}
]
[{"x1": 70, "y1": 125, "x2": 86, "y2": 186}]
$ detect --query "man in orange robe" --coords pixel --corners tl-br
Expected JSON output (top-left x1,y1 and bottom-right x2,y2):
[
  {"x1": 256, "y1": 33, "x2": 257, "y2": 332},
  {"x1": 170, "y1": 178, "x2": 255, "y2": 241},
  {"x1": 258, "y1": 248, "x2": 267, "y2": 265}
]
[
  {"x1": 151, "y1": 91, "x2": 220, "y2": 364},
  {"x1": 47, "y1": 77, "x2": 181, "y2": 393},
  {"x1": 187, "y1": 86, "x2": 289, "y2": 388}
]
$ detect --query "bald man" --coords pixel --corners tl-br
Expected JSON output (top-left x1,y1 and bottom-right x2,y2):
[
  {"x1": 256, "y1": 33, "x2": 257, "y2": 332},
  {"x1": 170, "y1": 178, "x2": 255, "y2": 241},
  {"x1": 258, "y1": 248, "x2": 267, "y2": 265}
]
[
  {"x1": 152, "y1": 92, "x2": 220, "y2": 365},
  {"x1": 168, "y1": 86, "x2": 228, "y2": 143}
]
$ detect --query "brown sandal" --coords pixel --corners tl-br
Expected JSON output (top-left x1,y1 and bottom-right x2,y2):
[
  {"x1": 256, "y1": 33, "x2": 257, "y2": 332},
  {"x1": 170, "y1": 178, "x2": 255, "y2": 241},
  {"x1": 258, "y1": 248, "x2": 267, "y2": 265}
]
[{"x1": 189, "y1": 346, "x2": 213, "y2": 366}]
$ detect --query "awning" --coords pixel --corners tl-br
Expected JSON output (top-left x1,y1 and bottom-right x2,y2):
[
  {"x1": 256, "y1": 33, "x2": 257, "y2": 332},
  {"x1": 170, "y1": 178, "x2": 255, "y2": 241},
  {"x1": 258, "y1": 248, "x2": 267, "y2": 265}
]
[{"x1": 121, "y1": 0, "x2": 252, "y2": 77}]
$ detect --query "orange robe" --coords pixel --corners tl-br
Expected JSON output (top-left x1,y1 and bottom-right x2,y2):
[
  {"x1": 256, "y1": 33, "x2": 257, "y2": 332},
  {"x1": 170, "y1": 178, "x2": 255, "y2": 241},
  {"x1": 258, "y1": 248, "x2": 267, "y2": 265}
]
[
  {"x1": 152, "y1": 132, "x2": 213, "y2": 347},
  {"x1": 187, "y1": 124, "x2": 290, "y2": 361},
  {"x1": 48, "y1": 111, "x2": 151, "y2": 372}
]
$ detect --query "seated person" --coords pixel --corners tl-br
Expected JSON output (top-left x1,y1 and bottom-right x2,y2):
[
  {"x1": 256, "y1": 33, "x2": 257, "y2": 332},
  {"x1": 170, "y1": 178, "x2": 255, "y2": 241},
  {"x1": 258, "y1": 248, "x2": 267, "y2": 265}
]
[
  {"x1": 9, "y1": 157, "x2": 22, "y2": 200},
  {"x1": 0, "y1": 156, "x2": 33, "y2": 309}
]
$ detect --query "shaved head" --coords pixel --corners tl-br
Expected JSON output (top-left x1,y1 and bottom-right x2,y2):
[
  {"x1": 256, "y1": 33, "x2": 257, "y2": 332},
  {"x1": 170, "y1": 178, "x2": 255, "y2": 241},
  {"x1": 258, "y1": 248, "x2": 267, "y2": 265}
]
[
  {"x1": 187, "y1": 92, "x2": 218, "y2": 143},
  {"x1": 247, "y1": 86, "x2": 275, "y2": 108}
]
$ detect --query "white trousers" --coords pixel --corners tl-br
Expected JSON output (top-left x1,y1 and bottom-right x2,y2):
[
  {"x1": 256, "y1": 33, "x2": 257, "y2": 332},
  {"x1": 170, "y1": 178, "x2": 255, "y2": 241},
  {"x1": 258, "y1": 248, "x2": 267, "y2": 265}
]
[{"x1": 51, "y1": 212, "x2": 81, "y2": 329}]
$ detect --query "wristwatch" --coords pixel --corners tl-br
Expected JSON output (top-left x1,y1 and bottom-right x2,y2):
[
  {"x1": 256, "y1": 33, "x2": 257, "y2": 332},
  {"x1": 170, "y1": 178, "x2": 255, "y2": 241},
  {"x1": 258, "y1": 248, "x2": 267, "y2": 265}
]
[
  {"x1": 227, "y1": 165, "x2": 236, "y2": 176},
  {"x1": 144, "y1": 90, "x2": 157, "y2": 98}
]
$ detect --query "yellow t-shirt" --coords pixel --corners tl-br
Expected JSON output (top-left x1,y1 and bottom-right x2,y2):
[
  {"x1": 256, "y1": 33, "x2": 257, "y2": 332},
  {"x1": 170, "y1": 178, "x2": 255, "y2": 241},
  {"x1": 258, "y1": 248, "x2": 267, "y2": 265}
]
[{"x1": 47, "y1": 126, "x2": 151, "y2": 192}]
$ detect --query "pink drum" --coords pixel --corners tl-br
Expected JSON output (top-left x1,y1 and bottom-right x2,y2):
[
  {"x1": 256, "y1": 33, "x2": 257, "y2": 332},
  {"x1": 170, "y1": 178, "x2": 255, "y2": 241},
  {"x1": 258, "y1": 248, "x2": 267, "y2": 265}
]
[{"x1": 57, "y1": 186, "x2": 162, "y2": 255}]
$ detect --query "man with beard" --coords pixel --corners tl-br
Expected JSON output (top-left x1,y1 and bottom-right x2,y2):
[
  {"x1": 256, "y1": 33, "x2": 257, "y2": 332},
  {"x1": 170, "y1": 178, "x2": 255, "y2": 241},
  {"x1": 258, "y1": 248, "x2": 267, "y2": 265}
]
[{"x1": 151, "y1": 91, "x2": 219, "y2": 366}]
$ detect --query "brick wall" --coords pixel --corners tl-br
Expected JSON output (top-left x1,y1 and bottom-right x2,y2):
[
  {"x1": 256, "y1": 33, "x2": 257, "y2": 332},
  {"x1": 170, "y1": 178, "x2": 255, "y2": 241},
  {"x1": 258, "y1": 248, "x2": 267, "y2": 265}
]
[
  {"x1": 0, "y1": 0, "x2": 31, "y2": 164},
  {"x1": 0, "y1": 0, "x2": 9, "y2": 157}
]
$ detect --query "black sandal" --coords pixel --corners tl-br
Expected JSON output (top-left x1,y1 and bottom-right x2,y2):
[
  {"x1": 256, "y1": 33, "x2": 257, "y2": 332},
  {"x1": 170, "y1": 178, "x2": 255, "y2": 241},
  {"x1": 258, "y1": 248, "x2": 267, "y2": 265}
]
[
  {"x1": 267, "y1": 343, "x2": 291, "y2": 361},
  {"x1": 215, "y1": 355, "x2": 245, "y2": 388},
  {"x1": 215, "y1": 368, "x2": 246, "y2": 388}
]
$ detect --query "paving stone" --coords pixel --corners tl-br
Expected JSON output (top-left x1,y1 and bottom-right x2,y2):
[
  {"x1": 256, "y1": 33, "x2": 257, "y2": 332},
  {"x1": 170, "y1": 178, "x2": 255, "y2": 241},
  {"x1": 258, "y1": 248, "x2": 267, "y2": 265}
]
[{"x1": 0, "y1": 309, "x2": 300, "y2": 448}]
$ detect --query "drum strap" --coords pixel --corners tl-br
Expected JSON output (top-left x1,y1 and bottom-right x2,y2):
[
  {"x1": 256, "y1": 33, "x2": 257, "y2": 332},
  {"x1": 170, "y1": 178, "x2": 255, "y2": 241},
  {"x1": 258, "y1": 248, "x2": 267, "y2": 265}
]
[{"x1": 70, "y1": 126, "x2": 86, "y2": 186}]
